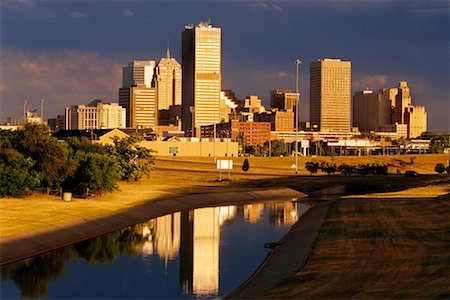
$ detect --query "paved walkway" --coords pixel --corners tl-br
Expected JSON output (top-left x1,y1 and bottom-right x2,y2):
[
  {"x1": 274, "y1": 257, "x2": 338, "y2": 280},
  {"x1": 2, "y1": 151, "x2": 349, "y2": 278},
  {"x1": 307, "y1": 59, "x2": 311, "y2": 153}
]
[{"x1": 0, "y1": 188, "x2": 305, "y2": 267}]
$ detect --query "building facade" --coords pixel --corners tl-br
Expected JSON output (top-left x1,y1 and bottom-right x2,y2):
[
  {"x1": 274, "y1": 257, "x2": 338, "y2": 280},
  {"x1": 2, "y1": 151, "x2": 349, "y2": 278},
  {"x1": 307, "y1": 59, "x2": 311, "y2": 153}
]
[
  {"x1": 255, "y1": 109, "x2": 294, "y2": 132},
  {"x1": 310, "y1": 58, "x2": 351, "y2": 132},
  {"x1": 119, "y1": 84, "x2": 157, "y2": 129},
  {"x1": 122, "y1": 60, "x2": 156, "y2": 88},
  {"x1": 270, "y1": 89, "x2": 299, "y2": 111},
  {"x1": 154, "y1": 49, "x2": 182, "y2": 110},
  {"x1": 182, "y1": 21, "x2": 221, "y2": 134},
  {"x1": 65, "y1": 101, "x2": 126, "y2": 130},
  {"x1": 353, "y1": 89, "x2": 391, "y2": 133}
]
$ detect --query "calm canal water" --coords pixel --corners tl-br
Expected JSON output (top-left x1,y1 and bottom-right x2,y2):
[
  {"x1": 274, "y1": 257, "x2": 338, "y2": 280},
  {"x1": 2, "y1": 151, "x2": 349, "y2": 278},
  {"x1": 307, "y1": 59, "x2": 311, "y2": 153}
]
[{"x1": 1, "y1": 200, "x2": 312, "y2": 299}]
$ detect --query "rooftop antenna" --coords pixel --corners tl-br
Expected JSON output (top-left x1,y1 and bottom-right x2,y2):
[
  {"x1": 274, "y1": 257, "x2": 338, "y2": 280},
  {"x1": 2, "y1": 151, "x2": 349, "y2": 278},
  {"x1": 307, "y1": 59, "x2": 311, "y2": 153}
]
[{"x1": 166, "y1": 38, "x2": 171, "y2": 59}]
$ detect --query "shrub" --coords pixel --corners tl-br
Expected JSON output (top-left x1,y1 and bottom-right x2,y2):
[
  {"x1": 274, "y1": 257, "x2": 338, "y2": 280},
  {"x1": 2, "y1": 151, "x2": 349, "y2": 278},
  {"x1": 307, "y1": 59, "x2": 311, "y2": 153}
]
[
  {"x1": 305, "y1": 161, "x2": 320, "y2": 175},
  {"x1": 321, "y1": 162, "x2": 337, "y2": 175},
  {"x1": 337, "y1": 163, "x2": 355, "y2": 176},
  {"x1": 242, "y1": 158, "x2": 250, "y2": 172},
  {"x1": 434, "y1": 163, "x2": 446, "y2": 174}
]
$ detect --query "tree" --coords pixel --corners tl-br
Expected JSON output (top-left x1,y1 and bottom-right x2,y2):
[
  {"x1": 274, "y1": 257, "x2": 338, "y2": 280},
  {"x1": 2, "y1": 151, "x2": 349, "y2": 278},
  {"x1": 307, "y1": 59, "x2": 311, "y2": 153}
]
[
  {"x1": 0, "y1": 139, "x2": 42, "y2": 198},
  {"x1": 263, "y1": 140, "x2": 288, "y2": 156},
  {"x1": 435, "y1": 163, "x2": 446, "y2": 174},
  {"x1": 12, "y1": 124, "x2": 75, "y2": 188},
  {"x1": 108, "y1": 136, "x2": 155, "y2": 181},
  {"x1": 63, "y1": 152, "x2": 119, "y2": 195},
  {"x1": 305, "y1": 161, "x2": 319, "y2": 175},
  {"x1": 242, "y1": 158, "x2": 250, "y2": 172}
]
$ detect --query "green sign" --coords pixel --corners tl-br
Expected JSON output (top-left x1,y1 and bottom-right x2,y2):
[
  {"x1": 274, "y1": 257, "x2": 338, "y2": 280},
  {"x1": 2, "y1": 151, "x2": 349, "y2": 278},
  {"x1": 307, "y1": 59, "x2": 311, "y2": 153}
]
[{"x1": 169, "y1": 147, "x2": 179, "y2": 154}]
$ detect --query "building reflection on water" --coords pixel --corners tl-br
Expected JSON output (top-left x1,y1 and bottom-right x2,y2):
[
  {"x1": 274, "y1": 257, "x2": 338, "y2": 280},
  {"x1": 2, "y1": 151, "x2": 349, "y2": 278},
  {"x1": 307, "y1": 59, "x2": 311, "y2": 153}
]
[
  {"x1": 1, "y1": 201, "x2": 309, "y2": 299},
  {"x1": 138, "y1": 201, "x2": 301, "y2": 297}
]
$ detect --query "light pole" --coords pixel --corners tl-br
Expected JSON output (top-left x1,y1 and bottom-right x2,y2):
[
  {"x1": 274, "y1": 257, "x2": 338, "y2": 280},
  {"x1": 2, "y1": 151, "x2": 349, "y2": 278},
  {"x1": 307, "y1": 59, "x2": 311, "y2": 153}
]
[
  {"x1": 190, "y1": 106, "x2": 195, "y2": 137},
  {"x1": 295, "y1": 58, "x2": 301, "y2": 175}
]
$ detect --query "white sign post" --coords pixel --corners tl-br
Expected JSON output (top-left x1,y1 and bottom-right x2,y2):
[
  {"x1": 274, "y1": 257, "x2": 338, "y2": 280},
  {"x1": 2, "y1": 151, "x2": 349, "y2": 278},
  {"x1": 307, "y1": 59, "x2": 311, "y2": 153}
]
[{"x1": 217, "y1": 160, "x2": 233, "y2": 181}]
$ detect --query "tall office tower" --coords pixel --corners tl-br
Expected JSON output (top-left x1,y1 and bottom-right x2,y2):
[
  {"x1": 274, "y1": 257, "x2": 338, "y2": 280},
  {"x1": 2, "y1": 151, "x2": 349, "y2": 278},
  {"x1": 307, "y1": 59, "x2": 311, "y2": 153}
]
[
  {"x1": 270, "y1": 89, "x2": 299, "y2": 111},
  {"x1": 353, "y1": 89, "x2": 391, "y2": 133},
  {"x1": 154, "y1": 48, "x2": 182, "y2": 110},
  {"x1": 394, "y1": 81, "x2": 412, "y2": 124},
  {"x1": 122, "y1": 60, "x2": 156, "y2": 88},
  {"x1": 404, "y1": 105, "x2": 427, "y2": 138},
  {"x1": 65, "y1": 100, "x2": 126, "y2": 130},
  {"x1": 119, "y1": 84, "x2": 157, "y2": 128},
  {"x1": 310, "y1": 58, "x2": 351, "y2": 132},
  {"x1": 182, "y1": 21, "x2": 221, "y2": 134}
]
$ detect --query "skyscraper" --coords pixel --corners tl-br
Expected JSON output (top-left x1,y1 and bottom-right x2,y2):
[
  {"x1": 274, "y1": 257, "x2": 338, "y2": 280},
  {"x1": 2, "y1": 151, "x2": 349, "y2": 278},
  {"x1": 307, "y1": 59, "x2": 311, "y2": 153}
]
[
  {"x1": 310, "y1": 58, "x2": 351, "y2": 132},
  {"x1": 122, "y1": 60, "x2": 156, "y2": 88},
  {"x1": 154, "y1": 48, "x2": 182, "y2": 110},
  {"x1": 119, "y1": 84, "x2": 157, "y2": 129},
  {"x1": 182, "y1": 21, "x2": 221, "y2": 134}
]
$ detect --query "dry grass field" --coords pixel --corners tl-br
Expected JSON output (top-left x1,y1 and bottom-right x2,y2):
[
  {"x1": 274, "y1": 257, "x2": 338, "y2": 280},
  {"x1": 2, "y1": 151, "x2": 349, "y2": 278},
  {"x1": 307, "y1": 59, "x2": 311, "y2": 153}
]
[
  {"x1": 0, "y1": 154, "x2": 448, "y2": 238},
  {"x1": 262, "y1": 192, "x2": 450, "y2": 299}
]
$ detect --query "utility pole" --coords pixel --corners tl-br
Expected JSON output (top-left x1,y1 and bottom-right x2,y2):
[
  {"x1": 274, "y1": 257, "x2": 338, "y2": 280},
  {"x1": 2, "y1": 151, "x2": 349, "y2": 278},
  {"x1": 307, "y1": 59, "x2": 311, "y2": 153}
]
[
  {"x1": 294, "y1": 58, "x2": 301, "y2": 175},
  {"x1": 40, "y1": 98, "x2": 45, "y2": 122}
]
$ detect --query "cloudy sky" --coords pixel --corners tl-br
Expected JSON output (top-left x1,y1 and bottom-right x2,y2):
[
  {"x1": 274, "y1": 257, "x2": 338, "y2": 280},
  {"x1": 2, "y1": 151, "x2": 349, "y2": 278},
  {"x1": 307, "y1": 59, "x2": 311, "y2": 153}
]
[{"x1": 1, "y1": 0, "x2": 449, "y2": 132}]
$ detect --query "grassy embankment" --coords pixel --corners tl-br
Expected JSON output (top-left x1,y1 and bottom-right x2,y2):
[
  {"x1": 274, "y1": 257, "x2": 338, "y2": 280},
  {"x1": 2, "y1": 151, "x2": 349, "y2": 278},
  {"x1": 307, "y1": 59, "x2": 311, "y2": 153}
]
[
  {"x1": 0, "y1": 154, "x2": 448, "y2": 238},
  {"x1": 261, "y1": 188, "x2": 450, "y2": 299}
]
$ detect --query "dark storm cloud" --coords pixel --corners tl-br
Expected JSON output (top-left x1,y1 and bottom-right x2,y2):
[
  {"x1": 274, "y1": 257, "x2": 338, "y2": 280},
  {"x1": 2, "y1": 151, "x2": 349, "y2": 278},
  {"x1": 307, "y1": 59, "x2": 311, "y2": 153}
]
[{"x1": 1, "y1": 0, "x2": 448, "y2": 131}]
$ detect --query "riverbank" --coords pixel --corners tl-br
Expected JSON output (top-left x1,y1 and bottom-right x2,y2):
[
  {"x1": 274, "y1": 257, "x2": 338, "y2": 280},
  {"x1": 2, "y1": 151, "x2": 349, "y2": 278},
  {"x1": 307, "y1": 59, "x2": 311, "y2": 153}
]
[
  {"x1": 231, "y1": 183, "x2": 450, "y2": 299},
  {"x1": 0, "y1": 188, "x2": 305, "y2": 267}
]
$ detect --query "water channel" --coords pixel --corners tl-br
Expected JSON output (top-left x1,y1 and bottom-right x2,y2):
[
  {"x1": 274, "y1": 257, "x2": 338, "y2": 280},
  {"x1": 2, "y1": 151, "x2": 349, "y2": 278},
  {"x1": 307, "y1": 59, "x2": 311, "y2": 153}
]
[{"x1": 1, "y1": 200, "x2": 313, "y2": 299}]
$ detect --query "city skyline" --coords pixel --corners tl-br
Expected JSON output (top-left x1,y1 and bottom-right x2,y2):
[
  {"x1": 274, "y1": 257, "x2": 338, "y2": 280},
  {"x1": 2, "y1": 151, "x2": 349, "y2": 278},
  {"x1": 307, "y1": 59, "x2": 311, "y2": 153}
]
[{"x1": 1, "y1": 0, "x2": 448, "y2": 132}]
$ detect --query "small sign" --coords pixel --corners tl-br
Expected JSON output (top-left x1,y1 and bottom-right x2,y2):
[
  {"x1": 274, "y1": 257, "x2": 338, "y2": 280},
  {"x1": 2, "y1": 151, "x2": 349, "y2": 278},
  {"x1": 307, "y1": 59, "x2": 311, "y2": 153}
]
[
  {"x1": 169, "y1": 147, "x2": 179, "y2": 154},
  {"x1": 217, "y1": 160, "x2": 233, "y2": 170}
]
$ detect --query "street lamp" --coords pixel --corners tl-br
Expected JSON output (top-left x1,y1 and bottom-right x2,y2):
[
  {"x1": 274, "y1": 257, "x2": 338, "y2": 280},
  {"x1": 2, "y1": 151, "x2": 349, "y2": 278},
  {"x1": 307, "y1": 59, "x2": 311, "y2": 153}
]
[{"x1": 295, "y1": 58, "x2": 301, "y2": 175}]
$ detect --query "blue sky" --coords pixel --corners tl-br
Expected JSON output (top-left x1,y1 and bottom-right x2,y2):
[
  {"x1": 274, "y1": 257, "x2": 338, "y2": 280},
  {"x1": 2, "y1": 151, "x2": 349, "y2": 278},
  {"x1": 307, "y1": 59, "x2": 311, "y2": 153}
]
[{"x1": 1, "y1": 0, "x2": 449, "y2": 132}]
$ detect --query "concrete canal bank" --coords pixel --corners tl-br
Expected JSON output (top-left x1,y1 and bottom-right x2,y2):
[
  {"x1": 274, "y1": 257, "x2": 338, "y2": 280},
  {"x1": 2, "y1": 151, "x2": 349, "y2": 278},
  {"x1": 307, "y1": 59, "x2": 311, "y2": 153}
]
[{"x1": 0, "y1": 188, "x2": 305, "y2": 267}]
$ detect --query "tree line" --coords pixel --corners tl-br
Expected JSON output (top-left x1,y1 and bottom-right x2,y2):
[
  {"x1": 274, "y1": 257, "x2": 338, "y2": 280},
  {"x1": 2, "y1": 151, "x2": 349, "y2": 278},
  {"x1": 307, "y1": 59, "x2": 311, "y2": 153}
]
[{"x1": 0, "y1": 124, "x2": 155, "y2": 198}]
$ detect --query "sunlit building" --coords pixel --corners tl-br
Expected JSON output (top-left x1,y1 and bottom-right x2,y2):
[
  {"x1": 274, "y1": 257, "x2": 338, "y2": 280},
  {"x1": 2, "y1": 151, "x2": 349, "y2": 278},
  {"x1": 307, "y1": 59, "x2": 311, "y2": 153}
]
[
  {"x1": 405, "y1": 105, "x2": 427, "y2": 139},
  {"x1": 310, "y1": 58, "x2": 351, "y2": 132},
  {"x1": 182, "y1": 21, "x2": 222, "y2": 134},
  {"x1": 123, "y1": 60, "x2": 156, "y2": 88},
  {"x1": 270, "y1": 89, "x2": 299, "y2": 111},
  {"x1": 154, "y1": 48, "x2": 182, "y2": 110},
  {"x1": 65, "y1": 100, "x2": 126, "y2": 130},
  {"x1": 119, "y1": 84, "x2": 157, "y2": 129}
]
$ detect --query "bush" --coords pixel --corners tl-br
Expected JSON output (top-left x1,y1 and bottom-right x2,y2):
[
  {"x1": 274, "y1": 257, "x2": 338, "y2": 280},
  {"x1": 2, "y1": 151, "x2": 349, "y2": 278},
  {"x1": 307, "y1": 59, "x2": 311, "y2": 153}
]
[
  {"x1": 321, "y1": 161, "x2": 337, "y2": 175},
  {"x1": 242, "y1": 158, "x2": 250, "y2": 172},
  {"x1": 434, "y1": 163, "x2": 446, "y2": 174},
  {"x1": 305, "y1": 161, "x2": 320, "y2": 175},
  {"x1": 337, "y1": 163, "x2": 355, "y2": 176}
]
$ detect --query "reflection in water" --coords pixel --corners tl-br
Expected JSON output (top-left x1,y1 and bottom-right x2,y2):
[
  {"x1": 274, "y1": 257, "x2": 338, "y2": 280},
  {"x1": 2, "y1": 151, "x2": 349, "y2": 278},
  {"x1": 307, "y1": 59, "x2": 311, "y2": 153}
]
[{"x1": 1, "y1": 201, "x2": 309, "y2": 299}]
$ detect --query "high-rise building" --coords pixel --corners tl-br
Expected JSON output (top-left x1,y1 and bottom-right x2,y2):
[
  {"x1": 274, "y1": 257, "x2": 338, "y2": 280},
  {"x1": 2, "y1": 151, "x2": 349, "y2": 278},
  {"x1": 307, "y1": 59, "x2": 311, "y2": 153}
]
[
  {"x1": 122, "y1": 60, "x2": 156, "y2": 88},
  {"x1": 404, "y1": 105, "x2": 427, "y2": 139},
  {"x1": 270, "y1": 89, "x2": 299, "y2": 111},
  {"x1": 353, "y1": 89, "x2": 391, "y2": 133},
  {"x1": 394, "y1": 81, "x2": 412, "y2": 124},
  {"x1": 65, "y1": 100, "x2": 126, "y2": 130},
  {"x1": 182, "y1": 21, "x2": 221, "y2": 134},
  {"x1": 119, "y1": 84, "x2": 157, "y2": 129},
  {"x1": 310, "y1": 58, "x2": 351, "y2": 132},
  {"x1": 154, "y1": 49, "x2": 182, "y2": 110}
]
